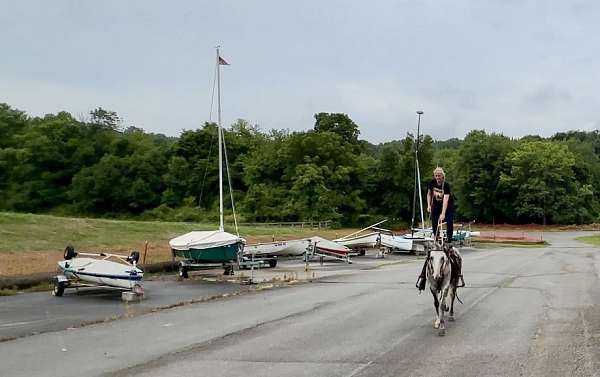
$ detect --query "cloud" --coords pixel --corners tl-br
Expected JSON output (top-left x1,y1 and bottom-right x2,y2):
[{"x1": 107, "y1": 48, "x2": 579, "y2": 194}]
[{"x1": 525, "y1": 85, "x2": 573, "y2": 108}]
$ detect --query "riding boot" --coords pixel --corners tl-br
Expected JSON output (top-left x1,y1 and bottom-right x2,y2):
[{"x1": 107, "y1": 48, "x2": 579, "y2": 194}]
[
  {"x1": 416, "y1": 261, "x2": 427, "y2": 291},
  {"x1": 415, "y1": 249, "x2": 430, "y2": 291}
]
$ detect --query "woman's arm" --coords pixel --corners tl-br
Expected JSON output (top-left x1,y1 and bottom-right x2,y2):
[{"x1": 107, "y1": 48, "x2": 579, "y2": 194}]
[
  {"x1": 440, "y1": 194, "x2": 449, "y2": 221},
  {"x1": 427, "y1": 190, "x2": 432, "y2": 213}
]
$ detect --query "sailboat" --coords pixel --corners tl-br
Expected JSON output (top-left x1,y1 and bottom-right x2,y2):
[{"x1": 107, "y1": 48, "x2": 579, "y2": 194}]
[
  {"x1": 169, "y1": 48, "x2": 245, "y2": 275},
  {"x1": 402, "y1": 111, "x2": 434, "y2": 253}
]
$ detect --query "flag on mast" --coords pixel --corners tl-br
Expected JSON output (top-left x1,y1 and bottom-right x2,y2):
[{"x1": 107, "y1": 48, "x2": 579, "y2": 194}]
[{"x1": 218, "y1": 56, "x2": 230, "y2": 65}]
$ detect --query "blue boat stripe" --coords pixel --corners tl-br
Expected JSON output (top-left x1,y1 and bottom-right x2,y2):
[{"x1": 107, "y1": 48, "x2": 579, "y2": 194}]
[{"x1": 68, "y1": 271, "x2": 143, "y2": 281}]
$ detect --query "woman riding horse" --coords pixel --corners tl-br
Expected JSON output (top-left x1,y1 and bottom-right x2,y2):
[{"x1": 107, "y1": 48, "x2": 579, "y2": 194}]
[{"x1": 417, "y1": 167, "x2": 464, "y2": 291}]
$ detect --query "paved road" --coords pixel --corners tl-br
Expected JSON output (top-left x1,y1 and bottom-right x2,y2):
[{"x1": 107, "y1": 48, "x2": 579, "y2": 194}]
[
  {"x1": 1, "y1": 232, "x2": 599, "y2": 377},
  {"x1": 0, "y1": 253, "x2": 419, "y2": 340},
  {"x1": 0, "y1": 279, "x2": 248, "y2": 340}
]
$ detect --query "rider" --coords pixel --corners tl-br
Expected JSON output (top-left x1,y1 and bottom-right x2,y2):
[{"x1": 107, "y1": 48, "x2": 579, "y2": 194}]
[{"x1": 417, "y1": 167, "x2": 464, "y2": 291}]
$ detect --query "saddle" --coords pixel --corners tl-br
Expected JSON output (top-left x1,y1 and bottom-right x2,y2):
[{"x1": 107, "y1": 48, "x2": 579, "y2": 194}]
[{"x1": 416, "y1": 244, "x2": 465, "y2": 291}]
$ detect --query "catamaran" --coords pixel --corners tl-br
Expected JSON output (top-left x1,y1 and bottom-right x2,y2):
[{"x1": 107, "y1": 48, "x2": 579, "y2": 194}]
[{"x1": 334, "y1": 220, "x2": 414, "y2": 254}]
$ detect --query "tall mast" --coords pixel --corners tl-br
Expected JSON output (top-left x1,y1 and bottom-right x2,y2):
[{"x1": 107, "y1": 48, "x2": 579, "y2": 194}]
[
  {"x1": 216, "y1": 47, "x2": 224, "y2": 231},
  {"x1": 411, "y1": 111, "x2": 425, "y2": 231},
  {"x1": 416, "y1": 113, "x2": 425, "y2": 229}
]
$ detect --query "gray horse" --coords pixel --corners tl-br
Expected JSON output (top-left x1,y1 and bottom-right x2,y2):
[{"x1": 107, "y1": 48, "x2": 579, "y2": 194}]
[{"x1": 427, "y1": 245, "x2": 461, "y2": 336}]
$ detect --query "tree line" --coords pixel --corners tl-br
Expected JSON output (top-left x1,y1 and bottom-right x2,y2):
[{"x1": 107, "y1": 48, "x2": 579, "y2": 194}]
[{"x1": 1, "y1": 103, "x2": 599, "y2": 226}]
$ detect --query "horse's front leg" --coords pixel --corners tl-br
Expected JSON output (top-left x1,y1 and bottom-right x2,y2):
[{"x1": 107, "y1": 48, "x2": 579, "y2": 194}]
[
  {"x1": 430, "y1": 288, "x2": 440, "y2": 329},
  {"x1": 438, "y1": 287, "x2": 449, "y2": 336}
]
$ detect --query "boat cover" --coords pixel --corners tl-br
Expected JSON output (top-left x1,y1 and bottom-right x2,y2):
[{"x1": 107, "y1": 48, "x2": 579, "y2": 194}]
[{"x1": 169, "y1": 230, "x2": 243, "y2": 251}]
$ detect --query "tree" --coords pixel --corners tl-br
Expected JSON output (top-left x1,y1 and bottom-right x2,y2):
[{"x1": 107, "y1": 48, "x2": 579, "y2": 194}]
[
  {"x1": 454, "y1": 130, "x2": 515, "y2": 223},
  {"x1": 499, "y1": 141, "x2": 581, "y2": 224},
  {"x1": 70, "y1": 149, "x2": 166, "y2": 214},
  {"x1": 90, "y1": 107, "x2": 122, "y2": 131},
  {"x1": 313, "y1": 113, "x2": 360, "y2": 144},
  {"x1": 366, "y1": 134, "x2": 434, "y2": 226}
]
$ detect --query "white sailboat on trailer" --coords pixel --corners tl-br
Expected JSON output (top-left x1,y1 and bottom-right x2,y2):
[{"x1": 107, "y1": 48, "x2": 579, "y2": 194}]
[
  {"x1": 169, "y1": 48, "x2": 278, "y2": 276},
  {"x1": 403, "y1": 111, "x2": 434, "y2": 253},
  {"x1": 169, "y1": 47, "x2": 246, "y2": 277}
]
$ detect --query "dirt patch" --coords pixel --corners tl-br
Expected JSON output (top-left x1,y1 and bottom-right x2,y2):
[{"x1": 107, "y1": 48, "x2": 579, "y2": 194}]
[{"x1": 0, "y1": 233, "x2": 351, "y2": 277}]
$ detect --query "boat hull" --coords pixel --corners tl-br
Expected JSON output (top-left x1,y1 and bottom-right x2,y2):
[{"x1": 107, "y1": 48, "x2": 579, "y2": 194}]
[
  {"x1": 58, "y1": 258, "x2": 143, "y2": 290},
  {"x1": 334, "y1": 233, "x2": 380, "y2": 249},
  {"x1": 380, "y1": 234, "x2": 413, "y2": 252},
  {"x1": 244, "y1": 239, "x2": 309, "y2": 257},
  {"x1": 311, "y1": 236, "x2": 352, "y2": 256},
  {"x1": 172, "y1": 241, "x2": 242, "y2": 263}
]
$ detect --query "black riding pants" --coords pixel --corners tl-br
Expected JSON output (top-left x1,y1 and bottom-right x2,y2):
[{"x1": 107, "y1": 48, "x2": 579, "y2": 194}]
[{"x1": 431, "y1": 207, "x2": 454, "y2": 243}]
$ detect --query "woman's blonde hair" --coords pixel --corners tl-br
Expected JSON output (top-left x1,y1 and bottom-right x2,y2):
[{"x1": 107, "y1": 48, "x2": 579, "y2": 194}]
[{"x1": 433, "y1": 167, "x2": 445, "y2": 177}]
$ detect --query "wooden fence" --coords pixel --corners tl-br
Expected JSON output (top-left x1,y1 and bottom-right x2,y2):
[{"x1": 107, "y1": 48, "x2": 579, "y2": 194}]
[{"x1": 239, "y1": 220, "x2": 333, "y2": 229}]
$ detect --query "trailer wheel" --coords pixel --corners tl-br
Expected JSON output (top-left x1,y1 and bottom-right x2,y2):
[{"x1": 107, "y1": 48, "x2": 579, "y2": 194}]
[
  {"x1": 178, "y1": 264, "x2": 189, "y2": 279},
  {"x1": 52, "y1": 280, "x2": 65, "y2": 297},
  {"x1": 63, "y1": 245, "x2": 77, "y2": 260},
  {"x1": 128, "y1": 251, "x2": 140, "y2": 264},
  {"x1": 268, "y1": 259, "x2": 277, "y2": 268}
]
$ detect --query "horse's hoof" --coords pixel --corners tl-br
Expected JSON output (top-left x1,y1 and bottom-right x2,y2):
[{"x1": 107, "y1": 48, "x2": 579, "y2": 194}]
[
  {"x1": 434, "y1": 319, "x2": 440, "y2": 329},
  {"x1": 438, "y1": 328, "x2": 446, "y2": 336},
  {"x1": 449, "y1": 315, "x2": 455, "y2": 322}
]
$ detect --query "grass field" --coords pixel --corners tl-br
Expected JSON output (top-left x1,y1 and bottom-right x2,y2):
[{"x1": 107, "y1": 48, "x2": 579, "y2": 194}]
[
  {"x1": 0, "y1": 212, "x2": 356, "y2": 276},
  {"x1": 575, "y1": 235, "x2": 600, "y2": 247}
]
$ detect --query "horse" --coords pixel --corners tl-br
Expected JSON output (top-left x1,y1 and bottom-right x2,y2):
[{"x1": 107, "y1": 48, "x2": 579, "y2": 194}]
[{"x1": 426, "y1": 244, "x2": 461, "y2": 336}]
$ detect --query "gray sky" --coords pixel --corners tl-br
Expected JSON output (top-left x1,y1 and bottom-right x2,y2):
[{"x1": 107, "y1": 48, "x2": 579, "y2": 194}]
[{"x1": 1, "y1": 0, "x2": 599, "y2": 143}]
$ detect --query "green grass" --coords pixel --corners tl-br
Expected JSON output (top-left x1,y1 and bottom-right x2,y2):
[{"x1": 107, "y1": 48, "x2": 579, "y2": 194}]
[
  {"x1": 0, "y1": 212, "x2": 347, "y2": 254},
  {"x1": 575, "y1": 235, "x2": 600, "y2": 247}
]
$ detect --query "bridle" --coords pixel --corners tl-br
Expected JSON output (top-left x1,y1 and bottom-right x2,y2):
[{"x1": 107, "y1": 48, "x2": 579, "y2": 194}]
[{"x1": 427, "y1": 250, "x2": 449, "y2": 287}]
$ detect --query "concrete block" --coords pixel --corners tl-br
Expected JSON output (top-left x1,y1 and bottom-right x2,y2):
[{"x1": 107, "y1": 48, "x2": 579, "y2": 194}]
[{"x1": 122, "y1": 291, "x2": 143, "y2": 302}]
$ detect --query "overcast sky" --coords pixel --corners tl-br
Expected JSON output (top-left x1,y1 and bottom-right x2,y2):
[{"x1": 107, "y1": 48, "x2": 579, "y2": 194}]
[{"x1": 1, "y1": 0, "x2": 599, "y2": 143}]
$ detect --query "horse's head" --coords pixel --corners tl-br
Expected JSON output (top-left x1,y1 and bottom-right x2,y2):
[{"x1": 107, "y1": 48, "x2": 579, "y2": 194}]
[{"x1": 428, "y1": 249, "x2": 449, "y2": 281}]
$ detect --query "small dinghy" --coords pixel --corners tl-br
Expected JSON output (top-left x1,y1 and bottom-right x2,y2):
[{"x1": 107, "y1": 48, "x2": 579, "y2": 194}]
[
  {"x1": 244, "y1": 239, "x2": 310, "y2": 257},
  {"x1": 53, "y1": 246, "x2": 143, "y2": 297}
]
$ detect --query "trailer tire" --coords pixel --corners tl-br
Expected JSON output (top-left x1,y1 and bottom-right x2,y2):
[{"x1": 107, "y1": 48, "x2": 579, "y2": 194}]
[
  {"x1": 178, "y1": 264, "x2": 189, "y2": 279},
  {"x1": 52, "y1": 280, "x2": 65, "y2": 297},
  {"x1": 128, "y1": 251, "x2": 140, "y2": 263},
  {"x1": 63, "y1": 245, "x2": 77, "y2": 260},
  {"x1": 268, "y1": 259, "x2": 277, "y2": 268}
]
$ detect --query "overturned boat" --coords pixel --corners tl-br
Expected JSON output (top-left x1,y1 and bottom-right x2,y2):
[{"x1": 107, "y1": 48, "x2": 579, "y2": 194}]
[{"x1": 54, "y1": 246, "x2": 143, "y2": 297}]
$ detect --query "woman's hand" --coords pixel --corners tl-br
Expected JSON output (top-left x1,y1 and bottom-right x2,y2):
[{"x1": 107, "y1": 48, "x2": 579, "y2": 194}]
[{"x1": 439, "y1": 213, "x2": 445, "y2": 222}]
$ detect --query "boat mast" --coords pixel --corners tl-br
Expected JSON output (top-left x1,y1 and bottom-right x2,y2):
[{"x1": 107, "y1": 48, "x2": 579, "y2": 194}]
[
  {"x1": 411, "y1": 111, "x2": 425, "y2": 232},
  {"x1": 216, "y1": 47, "x2": 224, "y2": 232},
  {"x1": 416, "y1": 111, "x2": 425, "y2": 229}
]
